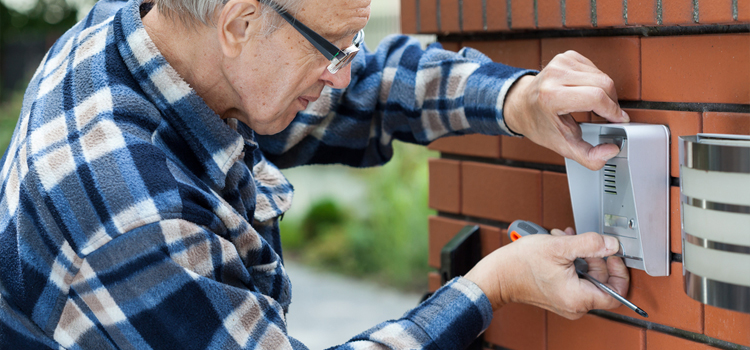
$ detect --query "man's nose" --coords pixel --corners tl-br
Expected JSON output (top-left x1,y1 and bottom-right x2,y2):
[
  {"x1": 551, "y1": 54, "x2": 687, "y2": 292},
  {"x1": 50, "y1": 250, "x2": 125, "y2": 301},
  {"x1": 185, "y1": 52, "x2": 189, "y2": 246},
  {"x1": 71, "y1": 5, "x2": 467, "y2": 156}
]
[{"x1": 320, "y1": 64, "x2": 352, "y2": 89}]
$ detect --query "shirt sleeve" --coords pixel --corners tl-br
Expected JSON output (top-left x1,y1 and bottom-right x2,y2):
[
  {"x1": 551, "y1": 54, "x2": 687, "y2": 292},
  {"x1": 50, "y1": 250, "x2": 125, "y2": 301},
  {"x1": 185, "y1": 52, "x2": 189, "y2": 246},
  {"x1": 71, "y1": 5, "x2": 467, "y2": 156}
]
[
  {"x1": 256, "y1": 35, "x2": 536, "y2": 169},
  {"x1": 61, "y1": 219, "x2": 492, "y2": 350}
]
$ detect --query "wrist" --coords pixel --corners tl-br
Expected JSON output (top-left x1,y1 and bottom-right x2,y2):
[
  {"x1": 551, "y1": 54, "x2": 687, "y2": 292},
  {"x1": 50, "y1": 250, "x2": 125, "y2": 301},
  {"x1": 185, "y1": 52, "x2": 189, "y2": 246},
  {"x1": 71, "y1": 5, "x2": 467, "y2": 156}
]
[
  {"x1": 464, "y1": 251, "x2": 512, "y2": 311},
  {"x1": 503, "y1": 75, "x2": 535, "y2": 136}
]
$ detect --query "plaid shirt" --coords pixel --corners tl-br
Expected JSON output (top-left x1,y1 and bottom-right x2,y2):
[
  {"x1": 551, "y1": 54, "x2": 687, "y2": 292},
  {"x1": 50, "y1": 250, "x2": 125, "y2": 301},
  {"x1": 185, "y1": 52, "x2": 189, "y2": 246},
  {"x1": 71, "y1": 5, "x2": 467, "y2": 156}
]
[{"x1": 0, "y1": 0, "x2": 533, "y2": 349}]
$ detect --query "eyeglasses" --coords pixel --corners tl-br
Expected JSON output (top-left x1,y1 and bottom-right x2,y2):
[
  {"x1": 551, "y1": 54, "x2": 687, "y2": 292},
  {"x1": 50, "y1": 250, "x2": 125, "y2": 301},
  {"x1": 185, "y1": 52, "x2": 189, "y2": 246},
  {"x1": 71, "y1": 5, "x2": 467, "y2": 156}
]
[{"x1": 265, "y1": 1, "x2": 364, "y2": 74}]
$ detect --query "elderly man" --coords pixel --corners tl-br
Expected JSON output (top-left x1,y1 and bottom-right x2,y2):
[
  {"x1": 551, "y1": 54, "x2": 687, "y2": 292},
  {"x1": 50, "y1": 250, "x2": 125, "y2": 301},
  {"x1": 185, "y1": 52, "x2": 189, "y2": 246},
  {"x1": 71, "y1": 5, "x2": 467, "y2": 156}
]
[{"x1": 0, "y1": 0, "x2": 631, "y2": 348}]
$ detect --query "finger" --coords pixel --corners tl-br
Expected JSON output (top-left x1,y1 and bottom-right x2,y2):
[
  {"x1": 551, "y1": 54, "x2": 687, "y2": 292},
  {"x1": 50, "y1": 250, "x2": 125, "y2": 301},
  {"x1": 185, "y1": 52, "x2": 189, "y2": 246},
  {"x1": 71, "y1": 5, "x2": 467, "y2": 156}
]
[
  {"x1": 562, "y1": 50, "x2": 597, "y2": 69},
  {"x1": 579, "y1": 277, "x2": 623, "y2": 310},
  {"x1": 564, "y1": 136, "x2": 621, "y2": 171},
  {"x1": 561, "y1": 232, "x2": 620, "y2": 261},
  {"x1": 550, "y1": 228, "x2": 566, "y2": 236},
  {"x1": 550, "y1": 70, "x2": 619, "y2": 103},
  {"x1": 550, "y1": 227, "x2": 575, "y2": 236},
  {"x1": 604, "y1": 256, "x2": 630, "y2": 297},
  {"x1": 549, "y1": 50, "x2": 599, "y2": 73},
  {"x1": 552, "y1": 86, "x2": 627, "y2": 123},
  {"x1": 584, "y1": 256, "x2": 609, "y2": 282}
]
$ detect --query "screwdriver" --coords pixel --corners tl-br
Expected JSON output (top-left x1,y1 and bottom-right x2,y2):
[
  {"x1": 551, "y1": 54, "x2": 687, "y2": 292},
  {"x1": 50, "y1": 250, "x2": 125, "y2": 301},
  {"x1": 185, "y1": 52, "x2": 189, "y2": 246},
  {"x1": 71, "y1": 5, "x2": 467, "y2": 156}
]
[{"x1": 508, "y1": 220, "x2": 649, "y2": 318}]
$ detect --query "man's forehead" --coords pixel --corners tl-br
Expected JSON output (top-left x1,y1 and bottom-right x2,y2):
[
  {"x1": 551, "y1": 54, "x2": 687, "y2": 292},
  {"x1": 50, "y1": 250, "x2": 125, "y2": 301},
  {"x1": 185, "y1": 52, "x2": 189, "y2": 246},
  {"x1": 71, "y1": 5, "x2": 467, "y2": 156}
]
[{"x1": 298, "y1": 0, "x2": 371, "y2": 37}]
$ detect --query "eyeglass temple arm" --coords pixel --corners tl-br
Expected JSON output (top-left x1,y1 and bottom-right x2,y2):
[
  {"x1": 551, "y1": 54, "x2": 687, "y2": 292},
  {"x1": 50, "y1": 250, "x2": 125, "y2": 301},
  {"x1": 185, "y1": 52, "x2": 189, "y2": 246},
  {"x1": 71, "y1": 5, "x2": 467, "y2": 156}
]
[{"x1": 274, "y1": 9, "x2": 343, "y2": 60}]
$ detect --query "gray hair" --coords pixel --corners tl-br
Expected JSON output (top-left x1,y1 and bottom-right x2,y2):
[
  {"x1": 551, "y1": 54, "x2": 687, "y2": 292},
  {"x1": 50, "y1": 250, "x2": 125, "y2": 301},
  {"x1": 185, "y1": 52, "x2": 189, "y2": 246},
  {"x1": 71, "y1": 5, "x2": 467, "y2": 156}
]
[{"x1": 153, "y1": 0, "x2": 305, "y2": 33}]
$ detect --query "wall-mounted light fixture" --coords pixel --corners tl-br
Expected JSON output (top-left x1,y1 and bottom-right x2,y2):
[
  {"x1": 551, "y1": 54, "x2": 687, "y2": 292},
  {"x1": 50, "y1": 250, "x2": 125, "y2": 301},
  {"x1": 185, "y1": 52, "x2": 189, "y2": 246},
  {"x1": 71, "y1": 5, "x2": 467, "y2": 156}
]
[{"x1": 680, "y1": 134, "x2": 750, "y2": 314}]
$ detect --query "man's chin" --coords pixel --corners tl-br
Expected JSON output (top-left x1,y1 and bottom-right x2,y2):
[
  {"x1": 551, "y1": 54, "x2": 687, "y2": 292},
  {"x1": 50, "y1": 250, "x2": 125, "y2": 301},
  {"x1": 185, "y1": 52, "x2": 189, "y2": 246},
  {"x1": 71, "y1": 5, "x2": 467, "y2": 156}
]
[{"x1": 252, "y1": 117, "x2": 296, "y2": 136}]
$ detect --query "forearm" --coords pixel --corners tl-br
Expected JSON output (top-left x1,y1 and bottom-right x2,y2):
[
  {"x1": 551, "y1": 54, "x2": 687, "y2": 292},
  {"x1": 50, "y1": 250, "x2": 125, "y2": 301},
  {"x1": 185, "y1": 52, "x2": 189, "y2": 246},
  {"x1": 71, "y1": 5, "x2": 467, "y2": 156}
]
[{"x1": 257, "y1": 35, "x2": 535, "y2": 169}]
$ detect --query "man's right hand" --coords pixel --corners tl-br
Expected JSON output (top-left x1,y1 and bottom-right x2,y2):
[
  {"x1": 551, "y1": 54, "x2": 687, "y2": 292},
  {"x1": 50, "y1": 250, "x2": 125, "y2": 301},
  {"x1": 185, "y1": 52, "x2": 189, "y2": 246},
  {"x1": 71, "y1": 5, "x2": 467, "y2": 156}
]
[
  {"x1": 503, "y1": 50, "x2": 630, "y2": 171},
  {"x1": 464, "y1": 227, "x2": 629, "y2": 320}
]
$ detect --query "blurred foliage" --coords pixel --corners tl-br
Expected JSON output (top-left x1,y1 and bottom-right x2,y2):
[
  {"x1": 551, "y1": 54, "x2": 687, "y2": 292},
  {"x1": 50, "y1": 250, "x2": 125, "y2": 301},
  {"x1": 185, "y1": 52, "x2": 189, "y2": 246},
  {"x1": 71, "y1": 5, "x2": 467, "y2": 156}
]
[
  {"x1": 0, "y1": 0, "x2": 79, "y2": 40},
  {"x1": 281, "y1": 142, "x2": 436, "y2": 292},
  {"x1": 0, "y1": 0, "x2": 90, "y2": 98},
  {"x1": 1, "y1": 0, "x2": 81, "y2": 32},
  {"x1": 0, "y1": 83, "x2": 23, "y2": 152}
]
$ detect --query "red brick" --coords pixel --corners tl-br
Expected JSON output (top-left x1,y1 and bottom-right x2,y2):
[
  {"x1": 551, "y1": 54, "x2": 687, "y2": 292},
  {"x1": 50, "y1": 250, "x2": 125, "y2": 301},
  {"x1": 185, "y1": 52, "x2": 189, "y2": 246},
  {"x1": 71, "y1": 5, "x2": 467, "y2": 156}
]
[
  {"x1": 647, "y1": 330, "x2": 722, "y2": 350},
  {"x1": 440, "y1": 0, "x2": 460, "y2": 33},
  {"x1": 420, "y1": 0, "x2": 439, "y2": 33},
  {"x1": 627, "y1": 0, "x2": 658, "y2": 25},
  {"x1": 598, "y1": 0, "x2": 626, "y2": 27},
  {"x1": 699, "y1": 0, "x2": 734, "y2": 23},
  {"x1": 625, "y1": 108, "x2": 702, "y2": 178},
  {"x1": 483, "y1": 227, "x2": 503, "y2": 256},
  {"x1": 501, "y1": 137, "x2": 566, "y2": 165},
  {"x1": 462, "y1": 0, "x2": 485, "y2": 32},
  {"x1": 464, "y1": 39, "x2": 541, "y2": 70},
  {"x1": 548, "y1": 313, "x2": 645, "y2": 350},
  {"x1": 642, "y1": 34, "x2": 750, "y2": 104},
  {"x1": 741, "y1": 0, "x2": 750, "y2": 21},
  {"x1": 465, "y1": 39, "x2": 540, "y2": 68},
  {"x1": 704, "y1": 112, "x2": 750, "y2": 135},
  {"x1": 486, "y1": 0, "x2": 509, "y2": 31},
  {"x1": 429, "y1": 158, "x2": 461, "y2": 213},
  {"x1": 662, "y1": 0, "x2": 695, "y2": 25},
  {"x1": 461, "y1": 162, "x2": 542, "y2": 223},
  {"x1": 428, "y1": 216, "x2": 502, "y2": 269},
  {"x1": 542, "y1": 171, "x2": 575, "y2": 231},
  {"x1": 565, "y1": 0, "x2": 594, "y2": 27},
  {"x1": 671, "y1": 186, "x2": 682, "y2": 254},
  {"x1": 510, "y1": 0, "x2": 535, "y2": 29},
  {"x1": 400, "y1": 0, "x2": 418, "y2": 34},
  {"x1": 705, "y1": 304, "x2": 750, "y2": 347},
  {"x1": 428, "y1": 271, "x2": 442, "y2": 292},
  {"x1": 438, "y1": 41, "x2": 461, "y2": 52},
  {"x1": 542, "y1": 36, "x2": 641, "y2": 101},
  {"x1": 427, "y1": 134, "x2": 501, "y2": 158},
  {"x1": 611, "y1": 262, "x2": 703, "y2": 333},
  {"x1": 537, "y1": 0, "x2": 563, "y2": 28},
  {"x1": 571, "y1": 112, "x2": 592, "y2": 122},
  {"x1": 485, "y1": 304, "x2": 546, "y2": 350}
]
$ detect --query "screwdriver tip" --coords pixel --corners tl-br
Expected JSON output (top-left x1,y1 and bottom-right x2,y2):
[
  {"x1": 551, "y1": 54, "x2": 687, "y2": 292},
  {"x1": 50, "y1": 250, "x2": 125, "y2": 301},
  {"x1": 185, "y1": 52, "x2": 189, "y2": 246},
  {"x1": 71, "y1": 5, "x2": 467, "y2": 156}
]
[{"x1": 635, "y1": 308, "x2": 649, "y2": 318}]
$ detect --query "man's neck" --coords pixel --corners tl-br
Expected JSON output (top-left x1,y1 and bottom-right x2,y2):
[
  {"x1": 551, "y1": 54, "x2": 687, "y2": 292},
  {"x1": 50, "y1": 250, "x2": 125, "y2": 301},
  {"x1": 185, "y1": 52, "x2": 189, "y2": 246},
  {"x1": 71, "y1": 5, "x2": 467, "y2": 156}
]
[{"x1": 141, "y1": 5, "x2": 237, "y2": 118}]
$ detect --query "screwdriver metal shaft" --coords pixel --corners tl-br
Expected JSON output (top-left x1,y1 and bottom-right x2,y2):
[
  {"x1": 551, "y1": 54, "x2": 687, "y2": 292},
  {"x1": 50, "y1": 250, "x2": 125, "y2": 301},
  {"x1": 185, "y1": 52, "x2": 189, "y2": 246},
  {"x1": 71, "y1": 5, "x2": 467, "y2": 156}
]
[{"x1": 575, "y1": 259, "x2": 648, "y2": 318}]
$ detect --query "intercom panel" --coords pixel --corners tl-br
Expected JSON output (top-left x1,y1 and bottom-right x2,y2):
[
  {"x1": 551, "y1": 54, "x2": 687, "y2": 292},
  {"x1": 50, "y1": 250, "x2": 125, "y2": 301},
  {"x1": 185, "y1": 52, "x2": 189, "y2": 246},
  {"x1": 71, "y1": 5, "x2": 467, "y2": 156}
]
[{"x1": 565, "y1": 123, "x2": 670, "y2": 276}]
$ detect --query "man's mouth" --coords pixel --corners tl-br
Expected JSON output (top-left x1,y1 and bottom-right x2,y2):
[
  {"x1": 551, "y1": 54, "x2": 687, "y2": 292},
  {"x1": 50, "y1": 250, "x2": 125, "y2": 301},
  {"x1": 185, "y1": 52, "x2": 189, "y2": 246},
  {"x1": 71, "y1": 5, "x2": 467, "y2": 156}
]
[{"x1": 297, "y1": 95, "x2": 320, "y2": 109}]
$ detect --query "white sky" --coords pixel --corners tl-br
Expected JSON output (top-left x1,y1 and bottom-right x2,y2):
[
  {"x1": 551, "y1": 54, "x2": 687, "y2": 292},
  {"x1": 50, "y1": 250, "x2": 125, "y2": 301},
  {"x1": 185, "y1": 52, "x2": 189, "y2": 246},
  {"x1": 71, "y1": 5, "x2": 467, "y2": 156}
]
[{"x1": 371, "y1": 0, "x2": 400, "y2": 17}]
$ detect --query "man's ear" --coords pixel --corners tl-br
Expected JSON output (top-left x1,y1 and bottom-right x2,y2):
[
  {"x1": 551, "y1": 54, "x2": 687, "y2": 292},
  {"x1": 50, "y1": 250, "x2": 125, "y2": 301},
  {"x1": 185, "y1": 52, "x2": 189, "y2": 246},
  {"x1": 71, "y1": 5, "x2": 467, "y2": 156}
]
[{"x1": 217, "y1": 0, "x2": 262, "y2": 58}]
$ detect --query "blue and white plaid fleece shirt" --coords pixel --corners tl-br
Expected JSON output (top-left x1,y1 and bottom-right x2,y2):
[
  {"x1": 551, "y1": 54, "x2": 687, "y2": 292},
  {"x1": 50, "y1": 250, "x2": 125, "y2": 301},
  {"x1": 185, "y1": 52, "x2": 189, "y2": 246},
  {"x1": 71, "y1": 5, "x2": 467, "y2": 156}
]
[{"x1": 0, "y1": 0, "x2": 533, "y2": 348}]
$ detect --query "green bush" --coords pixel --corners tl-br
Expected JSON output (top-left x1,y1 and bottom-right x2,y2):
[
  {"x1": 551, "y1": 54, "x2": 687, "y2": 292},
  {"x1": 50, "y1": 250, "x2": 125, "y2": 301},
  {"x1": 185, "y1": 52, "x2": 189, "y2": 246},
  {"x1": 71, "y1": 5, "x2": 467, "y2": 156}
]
[
  {"x1": 0, "y1": 87, "x2": 24, "y2": 153},
  {"x1": 281, "y1": 142, "x2": 436, "y2": 292}
]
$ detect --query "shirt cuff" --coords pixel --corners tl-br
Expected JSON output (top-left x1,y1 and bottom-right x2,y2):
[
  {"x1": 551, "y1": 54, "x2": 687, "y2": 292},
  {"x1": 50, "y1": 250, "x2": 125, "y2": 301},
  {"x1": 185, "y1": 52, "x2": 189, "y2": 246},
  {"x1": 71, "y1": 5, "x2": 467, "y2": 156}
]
[{"x1": 405, "y1": 277, "x2": 493, "y2": 349}]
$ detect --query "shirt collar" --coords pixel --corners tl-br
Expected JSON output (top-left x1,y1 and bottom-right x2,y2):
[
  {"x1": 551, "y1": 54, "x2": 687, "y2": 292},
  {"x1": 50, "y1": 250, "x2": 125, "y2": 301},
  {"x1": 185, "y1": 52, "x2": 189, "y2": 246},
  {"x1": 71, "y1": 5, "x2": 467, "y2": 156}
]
[{"x1": 113, "y1": 0, "x2": 247, "y2": 189}]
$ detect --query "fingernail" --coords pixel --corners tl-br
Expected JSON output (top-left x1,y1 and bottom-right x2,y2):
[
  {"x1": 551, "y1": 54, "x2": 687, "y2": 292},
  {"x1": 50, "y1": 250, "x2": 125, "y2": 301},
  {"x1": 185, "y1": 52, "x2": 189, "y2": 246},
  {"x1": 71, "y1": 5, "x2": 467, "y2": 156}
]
[
  {"x1": 621, "y1": 110, "x2": 630, "y2": 122},
  {"x1": 605, "y1": 236, "x2": 619, "y2": 252}
]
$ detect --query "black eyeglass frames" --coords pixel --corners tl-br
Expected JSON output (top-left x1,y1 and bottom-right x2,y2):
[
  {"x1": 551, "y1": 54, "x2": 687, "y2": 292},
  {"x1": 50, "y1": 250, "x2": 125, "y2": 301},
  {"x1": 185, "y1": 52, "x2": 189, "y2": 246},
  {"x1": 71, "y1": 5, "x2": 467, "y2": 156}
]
[{"x1": 265, "y1": 1, "x2": 365, "y2": 74}]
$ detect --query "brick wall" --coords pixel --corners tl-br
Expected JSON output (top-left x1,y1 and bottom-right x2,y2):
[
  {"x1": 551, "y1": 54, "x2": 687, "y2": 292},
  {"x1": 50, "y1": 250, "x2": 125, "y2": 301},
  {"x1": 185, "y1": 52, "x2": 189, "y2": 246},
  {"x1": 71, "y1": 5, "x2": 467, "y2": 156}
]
[{"x1": 406, "y1": 0, "x2": 750, "y2": 349}]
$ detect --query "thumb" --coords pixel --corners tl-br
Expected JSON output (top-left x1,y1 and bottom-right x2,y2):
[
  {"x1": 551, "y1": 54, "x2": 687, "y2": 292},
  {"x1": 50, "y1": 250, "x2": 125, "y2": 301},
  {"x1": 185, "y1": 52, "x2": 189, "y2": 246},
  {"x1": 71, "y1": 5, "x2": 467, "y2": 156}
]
[
  {"x1": 571, "y1": 141, "x2": 620, "y2": 171},
  {"x1": 562, "y1": 232, "x2": 620, "y2": 261}
]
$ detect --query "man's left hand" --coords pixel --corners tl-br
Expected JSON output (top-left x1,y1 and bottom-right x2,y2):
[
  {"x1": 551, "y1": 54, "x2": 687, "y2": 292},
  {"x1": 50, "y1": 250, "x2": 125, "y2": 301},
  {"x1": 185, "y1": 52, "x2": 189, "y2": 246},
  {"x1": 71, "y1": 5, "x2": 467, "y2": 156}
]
[{"x1": 503, "y1": 50, "x2": 630, "y2": 171}]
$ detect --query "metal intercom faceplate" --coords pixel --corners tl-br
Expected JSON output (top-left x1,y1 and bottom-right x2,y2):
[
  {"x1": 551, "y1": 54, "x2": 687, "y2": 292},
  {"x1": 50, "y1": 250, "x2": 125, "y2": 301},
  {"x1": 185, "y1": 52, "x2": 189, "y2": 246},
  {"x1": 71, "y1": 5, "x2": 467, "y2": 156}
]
[{"x1": 566, "y1": 124, "x2": 670, "y2": 276}]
